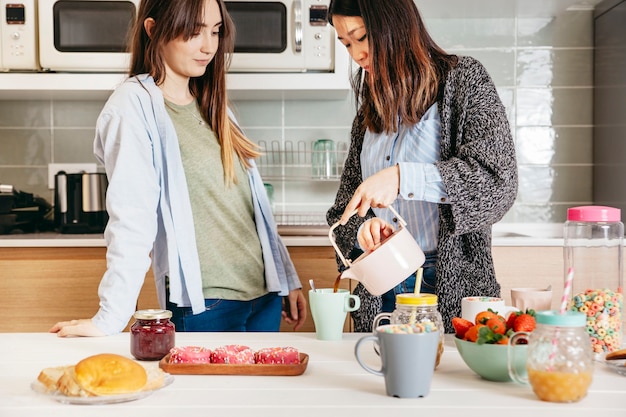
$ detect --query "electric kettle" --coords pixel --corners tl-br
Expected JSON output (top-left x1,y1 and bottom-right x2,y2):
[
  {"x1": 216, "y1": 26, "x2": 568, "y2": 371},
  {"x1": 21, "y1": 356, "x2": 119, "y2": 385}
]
[{"x1": 54, "y1": 172, "x2": 108, "y2": 234}]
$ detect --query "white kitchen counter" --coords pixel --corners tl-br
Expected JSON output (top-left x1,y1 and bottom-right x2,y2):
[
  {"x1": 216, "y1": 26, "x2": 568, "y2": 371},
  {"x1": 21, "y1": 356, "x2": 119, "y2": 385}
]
[
  {"x1": 0, "y1": 223, "x2": 566, "y2": 247},
  {"x1": 0, "y1": 232, "x2": 331, "y2": 247},
  {"x1": 0, "y1": 332, "x2": 623, "y2": 416}
]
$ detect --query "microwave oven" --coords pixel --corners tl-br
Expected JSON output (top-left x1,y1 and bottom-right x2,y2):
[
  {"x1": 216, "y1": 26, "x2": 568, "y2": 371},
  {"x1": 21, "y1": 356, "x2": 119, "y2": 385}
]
[
  {"x1": 37, "y1": 0, "x2": 139, "y2": 72},
  {"x1": 1, "y1": 0, "x2": 336, "y2": 74},
  {"x1": 0, "y1": 0, "x2": 39, "y2": 71},
  {"x1": 225, "y1": 0, "x2": 335, "y2": 73}
]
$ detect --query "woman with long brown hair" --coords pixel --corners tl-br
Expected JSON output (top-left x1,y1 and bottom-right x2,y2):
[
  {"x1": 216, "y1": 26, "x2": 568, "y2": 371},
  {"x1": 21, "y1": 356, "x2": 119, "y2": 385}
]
[
  {"x1": 51, "y1": 0, "x2": 306, "y2": 336},
  {"x1": 326, "y1": 0, "x2": 518, "y2": 333}
]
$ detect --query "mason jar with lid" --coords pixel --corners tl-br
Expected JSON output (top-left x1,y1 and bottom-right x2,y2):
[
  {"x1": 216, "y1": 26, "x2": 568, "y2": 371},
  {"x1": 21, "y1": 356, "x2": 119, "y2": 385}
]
[
  {"x1": 509, "y1": 311, "x2": 593, "y2": 403},
  {"x1": 564, "y1": 205, "x2": 624, "y2": 358},
  {"x1": 373, "y1": 293, "x2": 444, "y2": 367},
  {"x1": 130, "y1": 309, "x2": 175, "y2": 361}
]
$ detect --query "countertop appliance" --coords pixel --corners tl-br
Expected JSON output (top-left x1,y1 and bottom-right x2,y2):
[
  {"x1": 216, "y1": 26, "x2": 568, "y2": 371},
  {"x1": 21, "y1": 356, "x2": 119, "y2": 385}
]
[
  {"x1": 0, "y1": 184, "x2": 53, "y2": 234},
  {"x1": 37, "y1": 0, "x2": 139, "y2": 72},
  {"x1": 225, "y1": 0, "x2": 335, "y2": 73},
  {"x1": 0, "y1": 0, "x2": 38, "y2": 71},
  {"x1": 54, "y1": 171, "x2": 108, "y2": 234},
  {"x1": 3, "y1": 0, "x2": 335, "y2": 73}
]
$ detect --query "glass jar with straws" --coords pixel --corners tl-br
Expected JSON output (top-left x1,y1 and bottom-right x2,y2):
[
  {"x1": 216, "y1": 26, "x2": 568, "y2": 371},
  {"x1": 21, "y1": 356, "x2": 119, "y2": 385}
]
[{"x1": 509, "y1": 310, "x2": 592, "y2": 403}]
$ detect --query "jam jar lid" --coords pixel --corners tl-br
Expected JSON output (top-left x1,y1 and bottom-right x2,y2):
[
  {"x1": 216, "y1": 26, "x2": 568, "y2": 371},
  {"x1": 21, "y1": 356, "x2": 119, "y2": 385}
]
[
  {"x1": 396, "y1": 293, "x2": 438, "y2": 306},
  {"x1": 536, "y1": 310, "x2": 586, "y2": 327},
  {"x1": 133, "y1": 309, "x2": 172, "y2": 320}
]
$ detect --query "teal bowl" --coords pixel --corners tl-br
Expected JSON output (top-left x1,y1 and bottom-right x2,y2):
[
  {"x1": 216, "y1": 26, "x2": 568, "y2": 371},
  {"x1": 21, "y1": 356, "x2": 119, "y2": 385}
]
[{"x1": 454, "y1": 337, "x2": 527, "y2": 382}]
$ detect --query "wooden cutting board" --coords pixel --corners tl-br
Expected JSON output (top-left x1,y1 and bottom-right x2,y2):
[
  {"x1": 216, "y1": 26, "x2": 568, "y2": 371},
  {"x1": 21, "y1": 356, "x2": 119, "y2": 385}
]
[{"x1": 158, "y1": 352, "x2": 309, "y2": 376}]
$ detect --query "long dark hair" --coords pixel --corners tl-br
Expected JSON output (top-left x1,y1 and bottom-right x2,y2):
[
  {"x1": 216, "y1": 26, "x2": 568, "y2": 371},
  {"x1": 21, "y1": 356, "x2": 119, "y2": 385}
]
[
  {"x1": 329, "y1": 0, "x2": 458, "y2": 134},
  {"x1": 128, "y1": 0, "x2": 259, "y2": 184}
]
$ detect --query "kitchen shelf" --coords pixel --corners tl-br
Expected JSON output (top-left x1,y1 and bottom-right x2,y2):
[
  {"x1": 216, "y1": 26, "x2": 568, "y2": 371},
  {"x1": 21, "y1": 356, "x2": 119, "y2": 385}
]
[
  {"x1": 257, "y1": 139, "x2": 348, "y2": 181},
  {"x1": 0, "y1": 40, "x2": 352, "y2": 101}
]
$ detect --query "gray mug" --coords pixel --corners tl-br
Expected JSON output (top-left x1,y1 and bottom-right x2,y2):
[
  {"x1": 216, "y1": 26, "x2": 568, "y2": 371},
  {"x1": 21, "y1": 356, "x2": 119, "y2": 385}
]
[{"x1": 354, "y1": 324, "x2": 439, "y2": 398}]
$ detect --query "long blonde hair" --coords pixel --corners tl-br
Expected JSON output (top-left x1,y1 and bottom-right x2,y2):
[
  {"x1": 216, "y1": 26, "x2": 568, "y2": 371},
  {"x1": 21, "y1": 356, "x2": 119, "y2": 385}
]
[{"x1": 128, "y1": 0, "x2": 260, "y2": 185}]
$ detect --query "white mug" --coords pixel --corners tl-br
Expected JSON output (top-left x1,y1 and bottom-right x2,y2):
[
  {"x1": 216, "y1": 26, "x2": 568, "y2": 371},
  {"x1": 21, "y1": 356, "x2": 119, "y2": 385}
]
[{"x1": 461, "y1": 296, "x2": 517, "y2": 323}]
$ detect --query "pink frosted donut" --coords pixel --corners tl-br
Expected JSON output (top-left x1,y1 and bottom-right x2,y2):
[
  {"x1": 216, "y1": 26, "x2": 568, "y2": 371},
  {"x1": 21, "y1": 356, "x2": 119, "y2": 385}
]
[
  {"x1": 254, "y1": 347, "x2": 300, "y2": 364},
  {"x1": 168, "y1": 346, "x2": 213, "y2": 364},
  {"x1": 211, "y1": 345, "x2": 255, "y2": 364}
]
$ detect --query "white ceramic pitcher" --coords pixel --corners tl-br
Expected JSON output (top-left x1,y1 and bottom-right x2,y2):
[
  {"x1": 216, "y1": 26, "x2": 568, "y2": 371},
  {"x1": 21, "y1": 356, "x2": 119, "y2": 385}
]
[{"x1": 329, "y1": 206, "x2": 425, "y2": 296}]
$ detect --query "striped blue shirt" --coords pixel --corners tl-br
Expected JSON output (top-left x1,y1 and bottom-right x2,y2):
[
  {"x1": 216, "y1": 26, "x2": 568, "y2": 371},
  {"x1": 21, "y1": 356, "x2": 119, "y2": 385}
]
[{"x1": 361, "y1": 103, "x2": 449, "y2": 252}]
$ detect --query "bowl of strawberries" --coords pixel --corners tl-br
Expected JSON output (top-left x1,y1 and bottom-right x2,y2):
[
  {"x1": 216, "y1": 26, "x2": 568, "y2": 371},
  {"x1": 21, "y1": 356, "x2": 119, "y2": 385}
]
[{"x1": 452, "y1": 309, "x2": 536, "y2": 382}]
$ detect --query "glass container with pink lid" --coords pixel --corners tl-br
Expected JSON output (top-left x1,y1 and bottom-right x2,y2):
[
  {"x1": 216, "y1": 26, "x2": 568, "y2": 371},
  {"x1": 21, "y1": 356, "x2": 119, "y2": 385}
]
[{"x1": 564, "y1": 205, "x2": 624, "y2": 358}]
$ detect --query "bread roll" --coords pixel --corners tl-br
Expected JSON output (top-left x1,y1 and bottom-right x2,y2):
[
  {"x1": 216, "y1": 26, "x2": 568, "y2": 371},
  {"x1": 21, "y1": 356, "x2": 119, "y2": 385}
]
[
  {"x1": 37, "y1": 366, "x2": 70, "y2": 392},
  {"x1": 57, "y1": 366, "x2": 87, "y2": 397},
  {"x1": 74, "y1": 353, "x2": 148, "y2": 396}
]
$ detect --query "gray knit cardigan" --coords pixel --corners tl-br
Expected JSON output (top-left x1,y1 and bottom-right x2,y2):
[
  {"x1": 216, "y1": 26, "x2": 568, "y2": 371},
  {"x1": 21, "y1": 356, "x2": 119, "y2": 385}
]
[{"x1": 326, "y1": 56, "x2": 518, "y2": 333}]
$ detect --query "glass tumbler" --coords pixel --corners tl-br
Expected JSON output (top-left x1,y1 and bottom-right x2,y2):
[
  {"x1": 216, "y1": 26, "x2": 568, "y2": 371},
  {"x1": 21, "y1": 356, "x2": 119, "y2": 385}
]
[{"x1": 312, "y1": 139, "x2": 337, "y2": 179}]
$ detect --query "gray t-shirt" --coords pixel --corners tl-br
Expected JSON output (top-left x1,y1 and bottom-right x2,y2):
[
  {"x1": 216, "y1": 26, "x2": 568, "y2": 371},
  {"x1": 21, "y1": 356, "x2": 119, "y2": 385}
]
[{"x1": 165, "y1": 99, "x2": 266, "y2": 301}]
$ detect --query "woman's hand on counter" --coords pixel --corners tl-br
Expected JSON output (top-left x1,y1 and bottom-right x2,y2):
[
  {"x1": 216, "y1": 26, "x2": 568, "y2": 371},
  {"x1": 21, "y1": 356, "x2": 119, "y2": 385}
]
[{"x1": 49, "y1": 319, "x2": 105, "y2": 337}]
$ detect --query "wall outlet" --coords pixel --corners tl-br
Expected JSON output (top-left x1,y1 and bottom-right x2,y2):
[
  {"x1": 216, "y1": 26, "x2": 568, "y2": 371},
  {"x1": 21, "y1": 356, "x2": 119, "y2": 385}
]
[{"x1": 48, "y1": 163, "x2": 97, "y2": 189}]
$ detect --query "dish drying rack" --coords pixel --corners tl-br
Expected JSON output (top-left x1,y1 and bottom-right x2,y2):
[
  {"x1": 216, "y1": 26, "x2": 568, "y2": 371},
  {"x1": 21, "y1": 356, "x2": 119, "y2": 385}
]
[
  {"x1": 257, "y1": 140, "x2": 348, "y2": 181},
  {"x1": 274, "y1": 212, "x2": 330, "y2": 236}
]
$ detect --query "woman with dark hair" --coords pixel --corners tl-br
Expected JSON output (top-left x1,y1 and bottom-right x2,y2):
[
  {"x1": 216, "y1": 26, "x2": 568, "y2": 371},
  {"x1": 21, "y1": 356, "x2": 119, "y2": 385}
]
[
  {"x1": 51, "y1": 0, "x2": 306, "y2": 337},
  {"x1": 326, "y1": 0, "x2": 518, "y2": 333}
]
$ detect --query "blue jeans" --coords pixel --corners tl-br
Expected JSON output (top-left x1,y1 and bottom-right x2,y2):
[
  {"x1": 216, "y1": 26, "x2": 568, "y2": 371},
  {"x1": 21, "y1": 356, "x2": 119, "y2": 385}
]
[
  {"x1": 381, "y1": 251, "x2": 437, "y2": 313},
  {"x1": 166, "y1": 292, "x2": 283, "y2": 332}
]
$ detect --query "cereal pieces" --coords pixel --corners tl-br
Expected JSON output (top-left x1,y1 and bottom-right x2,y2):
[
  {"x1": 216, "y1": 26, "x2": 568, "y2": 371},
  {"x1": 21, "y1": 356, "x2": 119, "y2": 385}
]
[
  {"x1": 378, "y1": 321, "x2": 438, "y2": 334},
  {"x1": 568, "y1": 288, "x2": 623, "y2": 354}
]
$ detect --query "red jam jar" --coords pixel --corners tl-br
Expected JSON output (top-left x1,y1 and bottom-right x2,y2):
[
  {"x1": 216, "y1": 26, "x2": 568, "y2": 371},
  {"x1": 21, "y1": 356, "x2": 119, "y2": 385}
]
[{"x1": 130, "y1": 309, "x2": 175, "y2": 361}]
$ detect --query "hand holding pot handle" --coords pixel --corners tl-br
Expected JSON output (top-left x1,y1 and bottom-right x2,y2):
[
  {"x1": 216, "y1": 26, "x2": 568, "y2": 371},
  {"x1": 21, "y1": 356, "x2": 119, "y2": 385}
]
[{"x1": 329, "y1": 206, "x2": 408, "y2": 268}]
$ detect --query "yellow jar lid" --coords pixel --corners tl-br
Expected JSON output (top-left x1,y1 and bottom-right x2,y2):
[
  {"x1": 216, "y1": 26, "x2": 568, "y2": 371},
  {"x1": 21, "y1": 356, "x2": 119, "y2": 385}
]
[{"x1": 396, "y1": 293, "x2": 438, "y2": 306}]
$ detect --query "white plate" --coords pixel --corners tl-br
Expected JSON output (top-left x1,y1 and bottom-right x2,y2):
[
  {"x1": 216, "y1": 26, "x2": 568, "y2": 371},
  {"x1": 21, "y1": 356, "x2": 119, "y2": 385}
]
[
  {"x1": 31, "y1": 373, "x2": 174, "y2": 405},
  {"x1": 605, "y1": 359, "x2": 626, "y2": 377}
]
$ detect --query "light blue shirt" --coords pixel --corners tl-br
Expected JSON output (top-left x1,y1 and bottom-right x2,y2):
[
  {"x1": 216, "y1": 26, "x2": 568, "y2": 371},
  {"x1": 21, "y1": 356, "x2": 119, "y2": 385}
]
[
  {"x1": 92, "y1": 74, "x2": 300, "y2": 335},
  {"x1": 361, "y1": 103, "x2": 448, "y2": 252}
]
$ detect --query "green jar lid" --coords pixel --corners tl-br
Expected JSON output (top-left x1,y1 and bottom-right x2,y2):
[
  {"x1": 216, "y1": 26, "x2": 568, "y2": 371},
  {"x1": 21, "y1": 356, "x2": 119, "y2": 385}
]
[
  {"x1": 133, "y1": 309, "x2": 172, "y2": 320},
  {"x1": 536, "y1": 310, "x2": 585, "y2": 327}
]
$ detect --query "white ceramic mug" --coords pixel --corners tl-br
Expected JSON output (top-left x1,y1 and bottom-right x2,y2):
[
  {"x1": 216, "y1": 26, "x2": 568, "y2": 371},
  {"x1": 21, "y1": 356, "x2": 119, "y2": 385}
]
[
  {"x1": 461, "y1": 296, "x2": 517, "y2": 323},
  {"x1": 510, "y1": 288, "x2": 553, "y2": 312}
]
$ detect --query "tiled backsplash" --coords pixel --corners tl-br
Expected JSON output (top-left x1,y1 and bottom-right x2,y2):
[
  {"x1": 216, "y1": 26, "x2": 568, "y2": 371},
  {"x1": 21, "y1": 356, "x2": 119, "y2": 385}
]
[{"x1": 0, "y1": 9, "x2": 596, "y2": 224}]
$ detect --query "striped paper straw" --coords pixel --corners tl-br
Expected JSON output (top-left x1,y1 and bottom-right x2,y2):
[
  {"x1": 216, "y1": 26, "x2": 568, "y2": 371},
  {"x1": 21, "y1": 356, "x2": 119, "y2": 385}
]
[
  {"x1": 560, "y1": 267, "x2": 574, "y2": 314},
  {"x1": 549, "y1": 267, "x2": 575, "y2": 369}
]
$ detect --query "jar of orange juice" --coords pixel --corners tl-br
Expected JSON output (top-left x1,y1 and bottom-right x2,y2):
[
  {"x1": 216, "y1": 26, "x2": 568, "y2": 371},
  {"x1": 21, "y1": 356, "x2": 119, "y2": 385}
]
[{"x1": 509, "y1": 310, "x2": 592, "y2": 403}]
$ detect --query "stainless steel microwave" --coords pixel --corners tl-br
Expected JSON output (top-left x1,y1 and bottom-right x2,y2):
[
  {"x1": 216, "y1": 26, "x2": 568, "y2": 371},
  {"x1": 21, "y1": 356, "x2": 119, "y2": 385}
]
[{"x1": 225, "y1": 0, "x2": 335, "y2": 73}]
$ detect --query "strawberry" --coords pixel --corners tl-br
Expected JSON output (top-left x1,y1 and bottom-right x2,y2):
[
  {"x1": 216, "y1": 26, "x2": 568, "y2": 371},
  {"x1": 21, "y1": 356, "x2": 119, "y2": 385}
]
[
  {"x1": 464, "y1": 324, "x2": 488, "y2": 342},
  {"x1": 485, "y1": 317, "x2": 506, "y2": 335},
  {"x1": 513, "y1": 313, "x2": 536, "y2": 332},
  {"x1": 452, "y1": 317, "x2": 473, "y2": 339},
  {"x1": 475, "y1": 309, "x2": 499, "y2": 325},
  {"x1": 505, "y1": 311, "x2": 519, "y2": 331}
]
